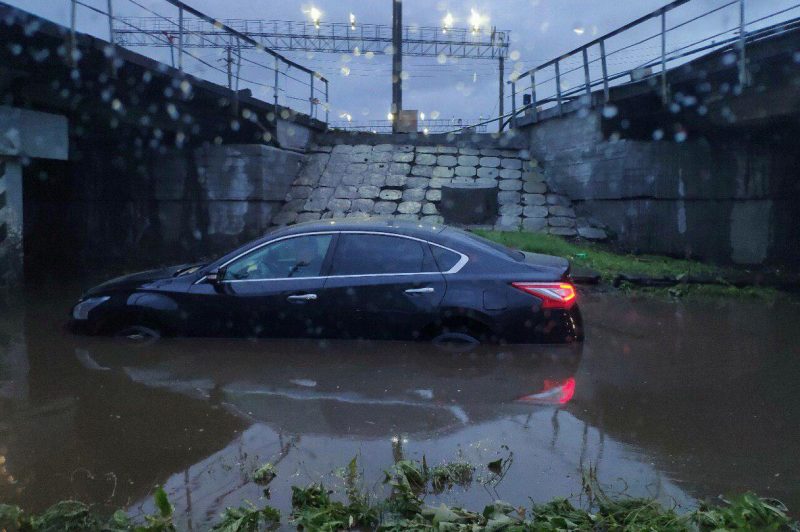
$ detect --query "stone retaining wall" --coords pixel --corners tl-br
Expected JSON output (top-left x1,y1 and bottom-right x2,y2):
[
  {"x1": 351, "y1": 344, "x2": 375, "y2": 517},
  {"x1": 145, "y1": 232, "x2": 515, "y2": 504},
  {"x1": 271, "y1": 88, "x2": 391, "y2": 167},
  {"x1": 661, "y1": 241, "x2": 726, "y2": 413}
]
[{"x1": 272, "y1": 139, "x2": 606, "y2": 238}]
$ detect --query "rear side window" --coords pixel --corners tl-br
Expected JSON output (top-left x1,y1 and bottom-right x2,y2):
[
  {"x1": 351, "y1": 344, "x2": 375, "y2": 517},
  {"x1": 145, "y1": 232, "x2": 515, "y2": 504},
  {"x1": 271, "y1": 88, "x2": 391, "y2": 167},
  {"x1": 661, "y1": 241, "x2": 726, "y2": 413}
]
[
  {"x1": 432, "y1": 246, "x2": 462, "y2": 272},
  {"x1": 331, "y1": 234, "x2": 432, "y2": 275}
]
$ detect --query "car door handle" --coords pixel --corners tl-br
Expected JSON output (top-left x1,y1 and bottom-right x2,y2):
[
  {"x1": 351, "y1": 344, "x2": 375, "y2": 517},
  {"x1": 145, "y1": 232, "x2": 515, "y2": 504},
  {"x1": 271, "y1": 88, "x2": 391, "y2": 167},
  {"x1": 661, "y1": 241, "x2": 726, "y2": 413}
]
[
  {"x1": 287, "y1": 293, "x2": 317, "y2": 301},
  {"x1": 404, "y1": 287, "x2": 434, "y2": 294}
]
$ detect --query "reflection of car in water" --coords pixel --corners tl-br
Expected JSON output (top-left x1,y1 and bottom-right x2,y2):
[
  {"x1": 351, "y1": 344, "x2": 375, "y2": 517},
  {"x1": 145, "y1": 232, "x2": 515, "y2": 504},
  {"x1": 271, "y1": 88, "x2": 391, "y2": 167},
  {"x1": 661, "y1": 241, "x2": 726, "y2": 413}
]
[
  {"x1": 76, "y1": 338, "x2": 582, "y2": 438},
  {"x1": 69, "y1": 219, "x2": 583, "y2": 344}
]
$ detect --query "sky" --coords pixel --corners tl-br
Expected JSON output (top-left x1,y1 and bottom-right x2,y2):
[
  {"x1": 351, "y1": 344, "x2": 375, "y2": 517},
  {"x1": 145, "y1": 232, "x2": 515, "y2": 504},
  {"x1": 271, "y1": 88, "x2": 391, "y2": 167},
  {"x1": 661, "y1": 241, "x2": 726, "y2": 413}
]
[{"x1": 9, "y1": 0, "x2": 800, "y2": 126}]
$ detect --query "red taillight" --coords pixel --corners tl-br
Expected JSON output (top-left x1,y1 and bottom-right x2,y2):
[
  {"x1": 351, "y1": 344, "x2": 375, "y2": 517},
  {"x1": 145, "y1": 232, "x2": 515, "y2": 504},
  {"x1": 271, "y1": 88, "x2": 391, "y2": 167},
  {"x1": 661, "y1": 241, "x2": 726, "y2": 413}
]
[
  {"x1": 512, "y1": 282, "x2": 577, "y2": 309},
  {"x1": 516, "y1": 378, "x2": 576, "y2": 405}
]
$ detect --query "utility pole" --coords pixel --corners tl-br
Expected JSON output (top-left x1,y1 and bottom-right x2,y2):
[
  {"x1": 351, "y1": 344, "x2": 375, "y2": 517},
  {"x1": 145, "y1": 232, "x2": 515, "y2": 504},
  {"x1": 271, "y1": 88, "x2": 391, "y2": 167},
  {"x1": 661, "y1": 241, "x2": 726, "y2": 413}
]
[
  {"x1": 391, "y1": 0, "x2": 402, "y2": 133},
  {"x1": 498, "y1": 56, "x2": 504, "y2": 132}
]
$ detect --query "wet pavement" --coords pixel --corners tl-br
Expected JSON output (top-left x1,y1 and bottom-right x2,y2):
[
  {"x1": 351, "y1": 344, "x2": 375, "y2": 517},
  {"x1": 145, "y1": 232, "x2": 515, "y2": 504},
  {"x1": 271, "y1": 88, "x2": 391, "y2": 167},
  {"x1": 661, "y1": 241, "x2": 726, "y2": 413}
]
[{"x1": 1, "y1": 283, "x2": 799, "y2": 528}]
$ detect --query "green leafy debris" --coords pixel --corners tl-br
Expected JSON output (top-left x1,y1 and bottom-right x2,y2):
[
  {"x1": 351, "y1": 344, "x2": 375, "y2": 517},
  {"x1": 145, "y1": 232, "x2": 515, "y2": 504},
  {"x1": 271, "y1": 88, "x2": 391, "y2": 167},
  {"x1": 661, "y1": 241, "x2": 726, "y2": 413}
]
[{"x1": 1, "y1": 458, "x2": 797, "y2": 531}]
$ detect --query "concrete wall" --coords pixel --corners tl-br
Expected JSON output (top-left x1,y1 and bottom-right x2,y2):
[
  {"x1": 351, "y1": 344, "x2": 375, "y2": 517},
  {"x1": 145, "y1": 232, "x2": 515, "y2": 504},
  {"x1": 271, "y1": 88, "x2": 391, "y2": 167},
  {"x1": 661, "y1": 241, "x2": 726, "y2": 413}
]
[
  {"x1": 153, "y1": 144, "x2": 305, "y2": 257},
  {"x1": 525, "y1": 112, "x2": 800, "y2": 265}
]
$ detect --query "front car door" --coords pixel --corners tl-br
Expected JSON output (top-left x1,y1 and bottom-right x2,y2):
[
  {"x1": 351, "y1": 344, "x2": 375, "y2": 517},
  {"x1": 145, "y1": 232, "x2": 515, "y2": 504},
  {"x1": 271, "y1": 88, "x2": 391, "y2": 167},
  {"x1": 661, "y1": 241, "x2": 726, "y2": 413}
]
[
  {"x1": 321, "y1": 232, "x2": 446, "y2": 340},
  {"x1": 190, "y1": 233, "x2": 335, "y2": 338}
]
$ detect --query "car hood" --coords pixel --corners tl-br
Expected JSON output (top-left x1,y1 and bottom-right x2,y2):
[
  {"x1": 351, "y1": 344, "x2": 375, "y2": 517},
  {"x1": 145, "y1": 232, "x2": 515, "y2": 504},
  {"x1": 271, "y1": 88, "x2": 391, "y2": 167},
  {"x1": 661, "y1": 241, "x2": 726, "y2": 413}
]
[{"x1": 85, "y1": 263, "x2": 205, "y2": 297}]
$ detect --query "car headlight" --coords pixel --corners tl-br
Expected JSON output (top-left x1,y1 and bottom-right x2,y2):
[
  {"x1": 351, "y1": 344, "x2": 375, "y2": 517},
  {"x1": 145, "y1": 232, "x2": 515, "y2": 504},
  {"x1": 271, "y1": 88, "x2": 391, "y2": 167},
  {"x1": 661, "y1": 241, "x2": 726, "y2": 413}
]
[{"x1": 72, "y1": 296, "x2": 111, "y2": 320}]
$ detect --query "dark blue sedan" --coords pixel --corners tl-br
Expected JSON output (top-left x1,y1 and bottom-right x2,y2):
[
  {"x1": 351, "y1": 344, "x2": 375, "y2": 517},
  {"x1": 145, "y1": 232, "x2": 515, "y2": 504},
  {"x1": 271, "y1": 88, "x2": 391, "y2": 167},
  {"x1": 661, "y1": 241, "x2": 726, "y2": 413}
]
[{"x1": 70, "y1": 219, "x2": 583, "y2": 344}]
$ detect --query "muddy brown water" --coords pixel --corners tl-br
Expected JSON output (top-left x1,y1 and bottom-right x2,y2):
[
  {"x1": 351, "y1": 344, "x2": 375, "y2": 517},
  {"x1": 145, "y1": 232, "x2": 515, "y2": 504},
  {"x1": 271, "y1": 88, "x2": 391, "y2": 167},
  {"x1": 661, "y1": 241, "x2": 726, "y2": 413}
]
[{"x1": 1, "y1": 283, "x2": 799, "y2": 528}]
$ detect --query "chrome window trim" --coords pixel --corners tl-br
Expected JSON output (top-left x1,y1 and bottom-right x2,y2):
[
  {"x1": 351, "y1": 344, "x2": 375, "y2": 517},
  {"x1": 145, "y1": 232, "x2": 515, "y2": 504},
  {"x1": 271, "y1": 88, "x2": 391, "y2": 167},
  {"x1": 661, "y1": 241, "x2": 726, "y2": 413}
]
[{"x1": 195, "y1": 230, "x2": 469, "y2": 284}]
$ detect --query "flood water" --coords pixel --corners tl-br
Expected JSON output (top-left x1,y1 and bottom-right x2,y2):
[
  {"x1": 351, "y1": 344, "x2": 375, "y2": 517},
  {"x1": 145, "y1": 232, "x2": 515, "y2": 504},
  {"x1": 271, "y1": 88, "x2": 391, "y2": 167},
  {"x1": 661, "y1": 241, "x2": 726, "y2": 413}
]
[{"x1": 1, "y1": 283, "x2": 799, "y2": 528}]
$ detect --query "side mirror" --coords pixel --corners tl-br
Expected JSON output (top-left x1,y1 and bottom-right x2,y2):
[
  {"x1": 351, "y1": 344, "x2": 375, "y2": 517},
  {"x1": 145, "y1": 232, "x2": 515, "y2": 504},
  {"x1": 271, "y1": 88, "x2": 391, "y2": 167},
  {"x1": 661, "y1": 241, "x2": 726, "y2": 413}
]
[{"x1": 206, "y1": 266, "x2": 226, "y2": 284}]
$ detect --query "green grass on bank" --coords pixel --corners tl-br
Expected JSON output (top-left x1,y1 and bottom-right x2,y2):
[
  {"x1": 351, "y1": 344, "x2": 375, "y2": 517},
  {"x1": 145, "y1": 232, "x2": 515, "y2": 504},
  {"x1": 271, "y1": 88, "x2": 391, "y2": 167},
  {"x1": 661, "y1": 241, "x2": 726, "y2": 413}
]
[
  {"x1": 474, "y1": 230, "x2": 722, "y2": 281},
  {"x1": 1, "y1": 456, "x2": 796, "y2": 531}
]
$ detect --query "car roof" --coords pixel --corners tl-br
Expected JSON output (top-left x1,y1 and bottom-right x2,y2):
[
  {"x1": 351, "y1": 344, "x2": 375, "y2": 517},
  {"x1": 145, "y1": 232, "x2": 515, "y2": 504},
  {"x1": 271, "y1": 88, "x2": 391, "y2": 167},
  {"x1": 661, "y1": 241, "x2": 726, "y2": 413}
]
[{"x1": 271, "y1": 217, "x2": 447, "y2": 239}]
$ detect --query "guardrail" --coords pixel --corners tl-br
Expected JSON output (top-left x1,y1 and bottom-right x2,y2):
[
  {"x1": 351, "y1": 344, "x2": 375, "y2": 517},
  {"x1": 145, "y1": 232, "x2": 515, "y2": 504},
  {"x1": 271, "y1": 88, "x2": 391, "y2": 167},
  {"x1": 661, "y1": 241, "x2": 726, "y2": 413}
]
[
  {"x1": 502, "y1": 0, "x2": 800, "y2": 128},
  {"x1": 67, "y1": 0, "x2": 329, "y2": 122},
  {"x1": 330, "y1": 119, "x2": 488, "y2": 134}
]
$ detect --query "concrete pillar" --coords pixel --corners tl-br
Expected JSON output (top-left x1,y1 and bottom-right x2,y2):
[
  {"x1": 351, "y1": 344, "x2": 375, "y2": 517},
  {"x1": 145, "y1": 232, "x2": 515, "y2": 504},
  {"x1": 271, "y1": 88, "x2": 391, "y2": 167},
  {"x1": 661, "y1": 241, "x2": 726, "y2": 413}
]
[
  {"x1": 0, "y1": 106, "x2": 68, "y2": 286},
  {"x1": 0, "y1": 158, "x2": 23, "y2": 285}
]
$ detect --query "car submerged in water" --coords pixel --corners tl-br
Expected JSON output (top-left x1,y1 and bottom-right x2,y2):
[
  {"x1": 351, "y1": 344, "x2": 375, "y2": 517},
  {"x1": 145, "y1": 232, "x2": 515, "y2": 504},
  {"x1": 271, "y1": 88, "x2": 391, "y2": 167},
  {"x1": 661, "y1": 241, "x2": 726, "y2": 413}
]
[{"x1": 70, "y1": 219, "x2": 583, "y2": 344}]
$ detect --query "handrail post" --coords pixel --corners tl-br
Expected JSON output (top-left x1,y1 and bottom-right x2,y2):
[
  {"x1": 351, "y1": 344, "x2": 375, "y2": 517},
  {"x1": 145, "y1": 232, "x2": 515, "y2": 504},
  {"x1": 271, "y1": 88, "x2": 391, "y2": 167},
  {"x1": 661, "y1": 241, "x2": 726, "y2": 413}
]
[
  {"x1": 599, "y1": 39, "x2": 609, "y2": 103},
  {"x1": 69, "y1": 0, "x2": 77, "y2": 65},
  {"x1": 555, "y1": 60, "x2": 563, "y2": 116},
  {"x1": 273, "y1": 56, "x2": 279, "y2": 109},
  {"x1": 738, "y1": 0, "x2": 747, "y2": 87},
  {"x1": 582, "y1": 47, "x2": 591, "y2": 105},
  {"x1": 530, "y1": 70, "x2": 538, "y2": 122},
  {"x1": 660, "y1": 10, "x2": 668, "y2": 103},
  {"x1": 107, "y1": 0, "x2": 115, "y2": 43},
  {"x1": 310, "y1": 72, "x2": 315, "y2": 117},
  {"x1": 177, "y1": 5, "x2": 184, "y2": 72},
  {"x1": 511, "y1": 80, "x2": 517, "y2": 129},
  {"x1": 324, "y1": 79, "x2": 329, "y2": 124}
]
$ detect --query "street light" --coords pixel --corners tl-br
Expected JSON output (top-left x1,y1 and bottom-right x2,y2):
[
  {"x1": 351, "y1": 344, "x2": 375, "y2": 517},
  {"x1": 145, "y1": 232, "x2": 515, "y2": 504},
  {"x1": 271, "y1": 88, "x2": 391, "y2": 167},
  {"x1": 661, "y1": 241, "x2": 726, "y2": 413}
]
[
  {"x1": 442, "y1": 12, "x2": 454, "y2": 34},
  {"x1": 350, "y1": 13, "x2": 356, "y2": 30},
  {"x1": 305, "y1": 6, "x2": 322, "y2": 29},
  {"x1": 470, "y1": 9, "x2": 485, "y2": 34}
]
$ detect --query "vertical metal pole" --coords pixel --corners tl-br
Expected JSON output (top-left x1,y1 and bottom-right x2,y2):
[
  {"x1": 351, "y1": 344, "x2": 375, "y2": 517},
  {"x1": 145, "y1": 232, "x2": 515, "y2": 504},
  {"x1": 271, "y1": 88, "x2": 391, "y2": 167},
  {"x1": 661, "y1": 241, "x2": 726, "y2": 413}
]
[
  {"x1": 555, "y1": 60, "x2": 563, "y2": 116},
  {"x1": 177, "y1": 6, "x2": 184, "y2": 72},
  {"x1": 738, "y1": 0, "x2": 747, "y2": 87},
  {"x1": 530, "y1": 70, "x2": 537, "y2": 122},
  {"x1": 600, "y1": 40, "x2": 609, "y2": 103},
  {"x1": 69, "y1": 0, "x2": 77, "y2": 65},
  {"x1": 310, "y1": 73, "x2": 315, "y2": 117},
  {"x1": 107, "y1": 0, "x2": 114, "y2": 43},
  {"x1": 510, "y1": 81, "x2": 517, "y2": 129},
  {"x1": 498, "y1": 56, "x2": 505, "y2": 132},
  {"x1": 391, "y1": 0, "x2": 403, "y2": 132},
  {"x1": 225, "y1": 46, "x2": 233, "y2": 89},
  {"x1": 324, "y1": 79, "x2": 329, "y2": 124},
  {"x1": 273, "y1": 57, "x2": 279, "y2": 109},
  {"x1": 582, "y1": 47, "x2": 591, "y2": 103},
  {"x1": 661, "y1": 10, "x2": 668, "y2": 103}
]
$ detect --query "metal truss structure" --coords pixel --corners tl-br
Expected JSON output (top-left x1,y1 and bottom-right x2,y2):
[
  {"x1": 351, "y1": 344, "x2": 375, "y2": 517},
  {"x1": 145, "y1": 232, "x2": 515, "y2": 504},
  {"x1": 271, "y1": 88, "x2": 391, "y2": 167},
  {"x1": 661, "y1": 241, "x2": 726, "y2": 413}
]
[{"x1": 113, "y1": 17, "x2": 510, "y2": 59}]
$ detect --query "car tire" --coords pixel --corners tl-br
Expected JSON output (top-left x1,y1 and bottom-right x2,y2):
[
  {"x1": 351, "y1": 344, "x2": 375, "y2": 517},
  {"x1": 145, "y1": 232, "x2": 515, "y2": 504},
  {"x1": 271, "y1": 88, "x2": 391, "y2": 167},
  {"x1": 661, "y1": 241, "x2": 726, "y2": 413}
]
[{"x1": 115, "y1": 325, "x2": 161, "y2": 344}]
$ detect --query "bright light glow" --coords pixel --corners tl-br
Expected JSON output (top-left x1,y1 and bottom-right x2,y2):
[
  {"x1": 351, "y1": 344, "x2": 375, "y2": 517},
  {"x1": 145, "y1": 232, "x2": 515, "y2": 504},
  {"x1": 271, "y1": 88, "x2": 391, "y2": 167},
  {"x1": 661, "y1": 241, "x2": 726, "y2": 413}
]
[
  {"x1": 305, "y1": 6, "x2": 322, "y2": 28},
  {"x1": 349, "y1": 13, "x2": 356, "y2": 29},
  {"x1": 387, "y1": 112, "x2": 394, "y2": 121},
  {"x1": 423, "y1": 127, "x2": 429, "y2": 135},
  {"x1": 469, "y1": 9, "x2": 485, "y2": 34},
  {"x1": 419, "y1": 111, "x2": 425, "y2": 120},
  {"x1": 573, "y1": 25, "x2": 585, "y2": 35},
  {"x1": 442, "y1": 12, "x2": 454, "y2": 33},
  {"x1": 516, "y1": 378, "x2": 576, "y2": 405}
]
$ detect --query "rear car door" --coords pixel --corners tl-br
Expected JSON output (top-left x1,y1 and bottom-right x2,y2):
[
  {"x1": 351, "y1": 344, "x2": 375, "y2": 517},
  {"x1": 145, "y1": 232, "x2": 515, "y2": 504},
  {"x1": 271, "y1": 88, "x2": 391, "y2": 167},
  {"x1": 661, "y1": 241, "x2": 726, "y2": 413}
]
[
  {"x1": 321, "y1": 233, "x2": 446, "y2": 340},
  {"x1": 190, "y1": 233, "x2": 335, "y2": 337}
]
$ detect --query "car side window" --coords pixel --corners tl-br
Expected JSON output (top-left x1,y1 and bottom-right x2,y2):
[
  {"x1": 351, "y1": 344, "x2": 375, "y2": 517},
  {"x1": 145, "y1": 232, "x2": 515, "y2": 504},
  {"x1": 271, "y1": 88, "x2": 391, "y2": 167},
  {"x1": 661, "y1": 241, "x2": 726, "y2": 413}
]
[
  {"x1": 330, "y1": 234, "x2": 434, "y2": 275},
  {"x1": 432, "y1": 246, "x2": 462, "y2": 272},
  {"x1": 225, "y1": 234, "x2": 333, "y2": 281}
]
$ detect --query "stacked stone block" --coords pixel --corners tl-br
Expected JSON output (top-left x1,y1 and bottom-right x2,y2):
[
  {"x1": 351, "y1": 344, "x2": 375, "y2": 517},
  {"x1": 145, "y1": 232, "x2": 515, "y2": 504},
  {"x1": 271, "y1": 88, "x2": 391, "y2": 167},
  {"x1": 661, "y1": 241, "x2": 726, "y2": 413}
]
[{"x1": 275, "y1": 141, "x2": 605, "y2": 239}]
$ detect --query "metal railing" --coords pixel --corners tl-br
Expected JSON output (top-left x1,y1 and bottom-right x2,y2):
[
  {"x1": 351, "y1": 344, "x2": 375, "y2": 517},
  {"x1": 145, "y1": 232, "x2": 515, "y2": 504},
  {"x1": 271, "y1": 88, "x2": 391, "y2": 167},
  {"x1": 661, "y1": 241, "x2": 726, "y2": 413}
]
[
  {"x1": 67, "y1": 0, "x2": 329, "y2": 122},
  {"x1": 113, "y1": 17, "x2": 510, "y2": 59},
  {"x1": 504, "y1": 0, "x2": 800, "y2": 127},
  {"x1": 330, "y1": 119, "x2": 488, "y2": 134}
]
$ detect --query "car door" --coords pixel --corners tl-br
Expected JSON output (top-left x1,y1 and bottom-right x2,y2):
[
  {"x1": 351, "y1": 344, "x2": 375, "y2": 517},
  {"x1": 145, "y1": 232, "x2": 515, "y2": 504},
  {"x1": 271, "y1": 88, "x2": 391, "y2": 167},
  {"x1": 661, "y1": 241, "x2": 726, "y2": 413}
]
[
  {"x1": 189, "y1": 233, "x2": 336, "y2": 338},
  {"x1": 321, "y1": 233, "x2": 446, "y2": 340}
]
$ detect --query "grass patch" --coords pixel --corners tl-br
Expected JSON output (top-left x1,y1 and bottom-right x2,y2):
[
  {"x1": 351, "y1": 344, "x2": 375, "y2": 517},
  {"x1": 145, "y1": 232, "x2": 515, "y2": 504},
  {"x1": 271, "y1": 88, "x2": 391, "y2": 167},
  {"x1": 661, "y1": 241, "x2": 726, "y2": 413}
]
[{"x1": 474, "y1": 230, "x2": 721, "y2": 281}]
